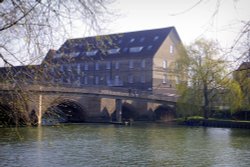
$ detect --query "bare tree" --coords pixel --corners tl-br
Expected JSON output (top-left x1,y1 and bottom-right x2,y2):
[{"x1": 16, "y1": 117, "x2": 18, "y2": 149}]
[
  {"x1": 0, "y1": 0, "x2": 115, "y2": 126},
  {"x1": 0, "y1": 0, "x2": 115, "y2": 66}
]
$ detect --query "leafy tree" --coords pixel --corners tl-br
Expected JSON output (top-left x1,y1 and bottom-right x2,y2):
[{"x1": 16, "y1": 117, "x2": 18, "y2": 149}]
[
  {"x1": 234, "y1": 64, "x2": 250, "y2": 112},
  {"x1": 176, "y1": 39, "x2": 243, "y2": 119}
]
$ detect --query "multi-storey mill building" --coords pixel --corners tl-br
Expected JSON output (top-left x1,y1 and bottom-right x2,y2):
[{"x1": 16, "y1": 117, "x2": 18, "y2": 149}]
[{"x1": 42, "y1": 26, "x2": 184, "y2": 94}]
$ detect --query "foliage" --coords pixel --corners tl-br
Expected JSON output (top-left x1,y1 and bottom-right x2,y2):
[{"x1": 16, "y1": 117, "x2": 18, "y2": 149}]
[{"x1": 176, "y1": 39, "x2": 244, "y2": 118}]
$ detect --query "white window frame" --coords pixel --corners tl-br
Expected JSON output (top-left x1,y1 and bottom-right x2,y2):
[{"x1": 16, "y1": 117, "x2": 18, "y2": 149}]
[
  {"x1": 84, "y1": 64, "x2": 88, "y2": 71},
  {"x1": 170, "y1": 45, "x2": 174, "y2": 54},
  {"x1": 77, "y1": 64, "x2": 81, "y2": 74},
  {"x1": 163, "y1": 60, "x2": 167, "y2": 69}
]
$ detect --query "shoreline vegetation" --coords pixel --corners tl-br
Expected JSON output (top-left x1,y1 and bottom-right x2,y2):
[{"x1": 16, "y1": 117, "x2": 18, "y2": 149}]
[
  {"x1": 176, "y1": 116, "x2": 250, "y2": 129},
  {"x1": 1, "y1": 117, "x2": 250, "y2": 129}
]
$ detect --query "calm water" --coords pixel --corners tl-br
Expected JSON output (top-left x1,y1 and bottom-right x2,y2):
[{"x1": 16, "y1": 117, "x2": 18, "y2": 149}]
[{"x1": 0, "y1": 124, "x2": 250, "y2": 167}]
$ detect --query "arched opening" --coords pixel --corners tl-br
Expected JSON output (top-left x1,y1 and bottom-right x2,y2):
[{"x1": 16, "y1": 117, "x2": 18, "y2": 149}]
[
  {"x1": 43, "y1": 100, "x2": 86, "y2": 125},
  {"x1": 0, "y1": 104, "x2": 28, "y2": 126},
  {"x1": 111, "y1": 102, "x2": 138, "y2": 122},
  {"x1": 122, "y1": 102, "x2": 138, "y2": 121},
  {"x1": 154, "y1": 105, "x2": 176, "y2": 122}
]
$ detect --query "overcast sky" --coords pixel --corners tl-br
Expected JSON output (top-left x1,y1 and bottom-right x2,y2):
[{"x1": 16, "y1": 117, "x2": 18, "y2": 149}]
[{"x1": 101, "y1": 0, "x2": 249, "y2": 49}]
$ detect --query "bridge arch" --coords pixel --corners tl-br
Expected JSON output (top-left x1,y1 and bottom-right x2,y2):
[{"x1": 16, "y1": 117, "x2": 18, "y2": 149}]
[
  {"x1": 43, "y1": 99, "x2": 86, "y2": 125},
  {"x1": 111, "y1": 102, "x2": 138, "y2": 122},
  {"x1": 154, "y1": 105, "x2": 176, "y2": 121}
]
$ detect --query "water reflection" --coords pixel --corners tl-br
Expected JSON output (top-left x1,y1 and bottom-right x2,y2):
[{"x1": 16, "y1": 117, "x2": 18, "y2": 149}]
[{"x1": 0, "y1": 124, "x2": 250, "y2": 167}]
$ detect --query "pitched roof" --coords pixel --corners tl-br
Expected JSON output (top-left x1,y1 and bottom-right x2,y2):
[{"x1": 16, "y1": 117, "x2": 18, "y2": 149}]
[{"x1": 50, "y1": 26, "x2": 180, "y2": 61}]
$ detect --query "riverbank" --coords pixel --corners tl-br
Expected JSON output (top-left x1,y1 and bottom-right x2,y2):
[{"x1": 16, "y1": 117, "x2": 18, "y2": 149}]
[{"x1": 177, "y1": 116, "x2": 250, "y2": 129}]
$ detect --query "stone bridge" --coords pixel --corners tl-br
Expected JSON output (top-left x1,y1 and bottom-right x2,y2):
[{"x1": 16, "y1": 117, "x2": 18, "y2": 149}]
[{"x1": 0, "y1": 84, "x2": 179, "y2": 125}]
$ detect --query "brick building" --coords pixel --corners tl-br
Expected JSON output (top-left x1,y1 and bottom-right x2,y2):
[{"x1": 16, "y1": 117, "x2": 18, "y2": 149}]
[{"x1": 41, "y1": 26, "x2": 184, "y2": 94}]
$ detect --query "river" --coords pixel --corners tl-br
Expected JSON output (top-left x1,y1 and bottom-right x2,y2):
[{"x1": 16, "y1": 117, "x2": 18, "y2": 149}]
[{"x1": 0, "y1": 123, "x2": 250, "y2": 167}]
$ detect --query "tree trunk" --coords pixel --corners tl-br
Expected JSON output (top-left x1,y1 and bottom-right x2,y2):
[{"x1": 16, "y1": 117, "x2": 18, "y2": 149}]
[{"x1": 203, "y1": 83, "x2": 209, "y2": 119}]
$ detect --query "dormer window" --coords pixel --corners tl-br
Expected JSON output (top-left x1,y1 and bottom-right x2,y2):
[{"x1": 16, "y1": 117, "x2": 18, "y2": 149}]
[
  {"x1": 107, "y1": 48, "x2": 120, "y2": 55},
  {"x1": 130, "y1": 38, "x2": 135, "y2": 43},
  {"x1": 86, "y1": 50, "x2": 98, "y2": 56},
  {"x1": 118, "y1": 39, "x2": 122, "y2": 44},
  {"x1": 140, "y1": 37, "x2": 145, "y2": 42},
  {"x1": 123, "y1": 47, "x2": 128, "y2": 52},
  {"x1": 153, "y1": 36, "x2": 159, "y2": 41},
  {"x1": 129, "y1": 46, "x2": 143, "y2": 53},
  {"x1": 147, "y1": 45, "x2": 153, "y2": 50},
  {"x1": 70, "y1": 52, "x2": 80, "y2": 57}
]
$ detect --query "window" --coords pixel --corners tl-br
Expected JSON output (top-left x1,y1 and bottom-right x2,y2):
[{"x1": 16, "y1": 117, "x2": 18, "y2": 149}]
[
  {"x1": 86, "y1": 50, "x2": 98, "y2": 56},
  {"x1": 118, "y1": 39, "x2": 122, "y2": 44},
  {"x1": 95, "y1": 62, "x2": 99, "y2": 70},
  {"x1": 114, "y1": 75, "x2": 120, "y2": 85},
  {"x1": 129, "y1": 46, "x2": 143, "y2": 53},
  {"x1": 84, "y1": 64, "x2": 88, "y2": 70},
  {"x1": 147, "y1": 45, "x2": 153, "y2": 50},
  {"x1": 170, "y1": 45, "x2": 174, "y2": 54},
  {"x1": 77, "y1": 77, "x2": 81, "y2": 86},
  {"x1": 60, "y1": 65, "x2": 64, "y2": 72},
  {"x1": 106, "y1": 61, "x2": 111, "y2": 69},
  {"x1": 141, "y1": 59, "x2": 146, "y2": 68},
  {"x1": 163, "y1": 60, "x2": 167, "y2": 69},
  {"x1": 115, "y1": 61, "x2": 119, "y2": 69},
  {"x1": 106, "y1": 75, "x2": 111, "y2": 85},
  {"x1": 153, "y1": 36, "x2": 159, "y2": 41},
  {"x1": 67, "y1": 65, "x2": 72, "y2": 72},
  {"x1": 84, "y1": 76, "x2": 88, "y2": 84},
  {"x1": 128, "y1": 75, "x2": 134, "y2": 83},
  {"x1": 139, "y1": 37, "x2": 145, "y2": 42},
  {"x1": 163, "y1": 75, "x2": 167, "y2": 84},
  {"x1": 95, "y1": 76, "x2": 99, "y2": 85},
  {"x1": 130, "y1": 38, "x2": 135, "y2": 43},
  {"x1": 70, "y1": 52, "x2": 80, "y2": 57},
  {"x1": 77, "y1": 64, "x2": 81, "y2": 74},
  {"x1": 129, "y1": 60, "x2": 134, "y2": 69},
  {"x1": 123, "y1": 47, "x2": 128, "y2": 52},
  {"x1": 107, "y1": 48, "x2": 120, "y2": 55},
  {"x1": 141, "y1": 74, "x2": 145, "y2": 83}
]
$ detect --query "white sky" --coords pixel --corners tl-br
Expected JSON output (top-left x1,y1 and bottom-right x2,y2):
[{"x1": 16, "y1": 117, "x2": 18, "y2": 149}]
[{"x1": 101, "y1": 0, "x2": 250, "y2": 49}]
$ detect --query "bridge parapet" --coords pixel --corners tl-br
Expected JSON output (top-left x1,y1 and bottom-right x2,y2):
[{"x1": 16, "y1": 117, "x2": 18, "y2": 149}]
[{"x1": 0, "y1": 83, "x2": 179, "y2": 104}]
